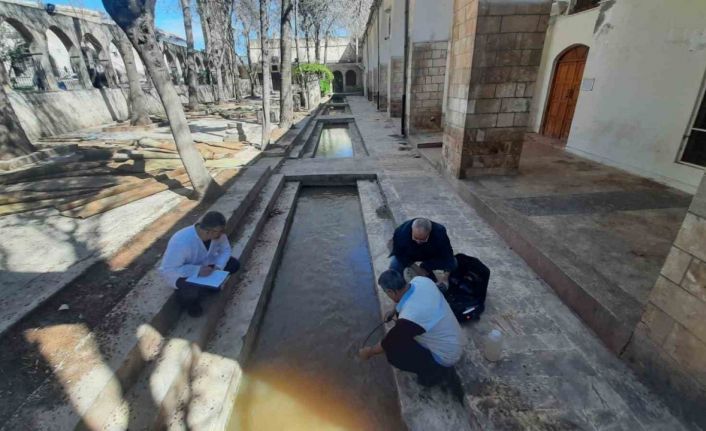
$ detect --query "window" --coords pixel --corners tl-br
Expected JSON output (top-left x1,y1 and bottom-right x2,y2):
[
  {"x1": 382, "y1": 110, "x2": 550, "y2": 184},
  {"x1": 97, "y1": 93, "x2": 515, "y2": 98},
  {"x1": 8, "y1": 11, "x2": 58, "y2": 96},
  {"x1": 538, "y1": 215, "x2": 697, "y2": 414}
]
[
  {"x1": 681, "y1": 93, "x2": 706, "y2": 167},
  {"x1": 570, "y1": 0, "x2": 600, "y2": 14}
]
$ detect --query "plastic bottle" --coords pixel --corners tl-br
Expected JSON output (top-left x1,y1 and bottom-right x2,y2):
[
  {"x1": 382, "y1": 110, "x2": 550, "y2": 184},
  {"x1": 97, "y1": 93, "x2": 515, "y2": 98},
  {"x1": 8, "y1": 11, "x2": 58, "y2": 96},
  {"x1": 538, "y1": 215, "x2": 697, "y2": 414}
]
[{"x1": 483, "y1": 329, "x2": 503, "y2": 362}]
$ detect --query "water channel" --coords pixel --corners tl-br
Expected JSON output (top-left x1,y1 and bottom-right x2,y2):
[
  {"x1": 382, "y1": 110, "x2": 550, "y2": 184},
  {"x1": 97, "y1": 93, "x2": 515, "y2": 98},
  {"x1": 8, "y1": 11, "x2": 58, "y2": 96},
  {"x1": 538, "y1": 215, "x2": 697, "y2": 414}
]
[
  {"x1": 315, "y1": 125, "x2": 354, "y2": 158},
  {"x1": 229, "y1": 187, "x2": 404, "y2": 431}
]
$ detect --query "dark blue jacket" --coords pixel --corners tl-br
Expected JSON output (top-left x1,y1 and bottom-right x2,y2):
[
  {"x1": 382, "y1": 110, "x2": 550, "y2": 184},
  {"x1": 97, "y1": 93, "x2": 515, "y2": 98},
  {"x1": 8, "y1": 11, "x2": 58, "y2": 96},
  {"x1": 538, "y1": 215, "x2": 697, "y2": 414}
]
[{"x1": 390, "y1": 219, "x2": 454, "y2": 266}]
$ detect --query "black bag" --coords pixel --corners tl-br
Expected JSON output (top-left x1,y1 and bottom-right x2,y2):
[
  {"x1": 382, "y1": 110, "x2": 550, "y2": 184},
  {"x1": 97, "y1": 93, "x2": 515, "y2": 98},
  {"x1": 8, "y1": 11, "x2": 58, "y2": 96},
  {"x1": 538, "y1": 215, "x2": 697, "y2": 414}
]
[{"x1": 444, "y1": 253, "x2": 490, "y2": 322}]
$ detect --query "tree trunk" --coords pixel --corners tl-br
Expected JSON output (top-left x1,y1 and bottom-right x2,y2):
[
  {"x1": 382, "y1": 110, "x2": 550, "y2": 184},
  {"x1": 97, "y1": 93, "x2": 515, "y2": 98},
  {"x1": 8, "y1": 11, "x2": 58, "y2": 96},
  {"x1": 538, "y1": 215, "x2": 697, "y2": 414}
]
[
  {"x1": 323, "y1": 32, "x2": 328, "y2": 64},
  {"x1": 214, "y1": 64, "x2": 225, "y2": 103},
  {"x1": 259, "y1": 0, "x2": 271, "y2": 149},
  {"x1": 103, "y1": 0, "x2": 221, "y2": 200},
  {"x1": 304, "y1": 28, "x2": 311, "y2": 63},
  {"x1": 0, "y1": 60, "x2": 35, "y2": 159},
  {"x1": 116, "y1": 36, "x2": 152, "y2": 125},
  {"x1": 179, "y1": 0, "x2": 199, "y2": 110},
  {"x1": 280, "y1": 0, "x2": 293, "y2": 129},
  {"x1": 245, "y1": 36, "x2": 256, "y2": 97},
  {"x1": 196, "y1": 0, "x2": 231, "y2": 105},
  {"x1": 314, "y1": 24, "x2": 321, "y2": 63}
]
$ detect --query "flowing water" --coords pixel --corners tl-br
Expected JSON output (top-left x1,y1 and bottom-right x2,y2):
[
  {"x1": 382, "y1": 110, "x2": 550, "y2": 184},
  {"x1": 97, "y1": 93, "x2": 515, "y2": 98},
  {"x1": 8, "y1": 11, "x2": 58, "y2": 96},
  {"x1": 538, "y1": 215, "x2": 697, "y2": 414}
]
[
  {"x1": 315, "y1": 125, "x2": 354, "y2": 158},
  {"x1": 229, "y1": 187, "x2": 404, "y2": 431}
]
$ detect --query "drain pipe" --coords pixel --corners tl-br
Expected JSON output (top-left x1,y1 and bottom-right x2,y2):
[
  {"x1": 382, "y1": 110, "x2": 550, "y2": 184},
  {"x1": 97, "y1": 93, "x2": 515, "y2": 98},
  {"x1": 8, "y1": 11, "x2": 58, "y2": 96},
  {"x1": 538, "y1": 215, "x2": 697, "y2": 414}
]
[
  {"x1": 377, "y1": 4, "x2": 380, "y2": 110},
  {"x1": 401, "y1": 0, "x2": 409, "y2": 136}
]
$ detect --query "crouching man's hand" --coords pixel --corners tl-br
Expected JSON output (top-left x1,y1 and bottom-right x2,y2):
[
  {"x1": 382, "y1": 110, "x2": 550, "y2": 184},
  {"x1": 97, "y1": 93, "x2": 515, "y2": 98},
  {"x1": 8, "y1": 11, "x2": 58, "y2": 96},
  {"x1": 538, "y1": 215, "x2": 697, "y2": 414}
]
[{"x1": 358, "y1": 343, "x2": 383, "y2": 361}]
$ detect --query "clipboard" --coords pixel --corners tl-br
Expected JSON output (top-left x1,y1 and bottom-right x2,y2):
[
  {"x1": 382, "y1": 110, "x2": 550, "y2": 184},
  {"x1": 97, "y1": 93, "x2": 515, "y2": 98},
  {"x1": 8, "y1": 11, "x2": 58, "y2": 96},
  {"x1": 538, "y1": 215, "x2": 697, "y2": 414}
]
[{"x1": 186, "y1": 270, "x2": 230, "y2": 290}]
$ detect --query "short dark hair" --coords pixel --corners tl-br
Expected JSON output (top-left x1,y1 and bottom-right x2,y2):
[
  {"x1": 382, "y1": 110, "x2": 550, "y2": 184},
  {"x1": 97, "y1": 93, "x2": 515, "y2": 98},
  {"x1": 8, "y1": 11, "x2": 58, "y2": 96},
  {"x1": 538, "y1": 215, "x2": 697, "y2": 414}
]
[
  {"x1": 200, "y1": 211, "x2": 226, "y2": 230},
  {"x1": 378, "y1": 269, "x2": 406, "y2": 292}
]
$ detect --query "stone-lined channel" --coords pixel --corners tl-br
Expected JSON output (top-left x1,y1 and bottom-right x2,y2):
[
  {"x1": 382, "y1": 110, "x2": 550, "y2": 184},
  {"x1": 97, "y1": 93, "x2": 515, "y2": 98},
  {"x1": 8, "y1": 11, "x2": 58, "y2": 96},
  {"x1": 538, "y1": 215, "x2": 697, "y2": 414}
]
[
  {"x1": 315, "y1": 124, "x2": 355, "y2": 158},
  {"x1": 229, "y1": 186, "x2": 404, "y2": 431}
]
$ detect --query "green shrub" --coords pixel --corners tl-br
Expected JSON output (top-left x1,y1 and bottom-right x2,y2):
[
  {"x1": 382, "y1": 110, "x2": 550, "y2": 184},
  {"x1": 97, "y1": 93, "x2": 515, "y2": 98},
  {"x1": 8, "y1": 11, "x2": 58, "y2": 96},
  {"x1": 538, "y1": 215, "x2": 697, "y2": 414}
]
[{"x1": 293, "y1": 63, "x2": 333, "y2": 96}]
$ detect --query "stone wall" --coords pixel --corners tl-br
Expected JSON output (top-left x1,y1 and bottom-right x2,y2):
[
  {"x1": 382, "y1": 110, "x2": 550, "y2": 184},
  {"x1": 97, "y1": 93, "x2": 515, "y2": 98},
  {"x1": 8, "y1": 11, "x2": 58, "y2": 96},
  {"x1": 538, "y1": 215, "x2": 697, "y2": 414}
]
[
  {"x1": 410, "y1": 42, "x2": 447, "y2": 131},
  {"x1": 379, "y1": 63, "x2": 388, "y2": 111},
  {"x1": 9, "y1": 87, "x2": 164, "y2": 139},
  {"x1": 442, "y1": 0, "x2": 551, "y2": 178},
  {"x1": 389, "y1": 56, "x2": 404, "y2": 117},
  {"x1": 623, "y1": 172, "x2": 706, "y2": 428}
]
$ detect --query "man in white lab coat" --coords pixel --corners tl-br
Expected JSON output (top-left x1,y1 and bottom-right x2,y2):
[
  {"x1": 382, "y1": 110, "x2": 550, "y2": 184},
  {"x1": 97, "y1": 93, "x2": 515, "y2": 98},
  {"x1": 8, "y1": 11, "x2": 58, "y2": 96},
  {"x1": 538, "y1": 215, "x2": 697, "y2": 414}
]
[{"x1": 160, "y1": 211, "x2": 240, "y2": 317}]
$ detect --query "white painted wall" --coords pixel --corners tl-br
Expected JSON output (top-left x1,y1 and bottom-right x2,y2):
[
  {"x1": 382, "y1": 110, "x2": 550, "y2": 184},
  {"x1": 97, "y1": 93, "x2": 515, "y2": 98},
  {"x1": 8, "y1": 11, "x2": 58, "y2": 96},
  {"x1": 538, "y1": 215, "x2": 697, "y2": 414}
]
[
  {"x1": 390, "y1": 0, "x2": 405, "y2": 57},
  {"x1": 566, "y1": 0, "x2": 706, "y2": 193},
  {"x1": 529, "y1": 7, "x2": 599, "y2": 132},
  {"x1": 410, "y1": 0, "x2": 452, "y2": 43}
]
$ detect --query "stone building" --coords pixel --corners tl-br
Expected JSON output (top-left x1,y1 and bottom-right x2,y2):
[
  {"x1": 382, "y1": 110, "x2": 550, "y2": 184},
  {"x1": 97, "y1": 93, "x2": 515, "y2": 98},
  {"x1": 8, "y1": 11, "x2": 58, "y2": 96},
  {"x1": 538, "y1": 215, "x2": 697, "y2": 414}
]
[
  {"x1": 0, "y1": 0, "x2": 240, "y2": 142},
  {"x1": 248, "y1": 36, "x2": 363, "y2": 94},
  {"x1": 362, "y1": 0, "x2": 706, "y2": 427}
]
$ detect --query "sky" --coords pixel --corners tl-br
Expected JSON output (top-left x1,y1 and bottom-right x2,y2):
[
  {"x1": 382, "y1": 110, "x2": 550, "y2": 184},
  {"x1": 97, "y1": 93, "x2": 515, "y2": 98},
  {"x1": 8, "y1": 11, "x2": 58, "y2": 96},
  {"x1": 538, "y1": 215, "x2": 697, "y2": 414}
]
[
  {"x1": 51, "y1": 0, "x2": 207, "y2": 49},
  {"x1": 47, "y1": 0, "x2": 352, "y2": 55}
]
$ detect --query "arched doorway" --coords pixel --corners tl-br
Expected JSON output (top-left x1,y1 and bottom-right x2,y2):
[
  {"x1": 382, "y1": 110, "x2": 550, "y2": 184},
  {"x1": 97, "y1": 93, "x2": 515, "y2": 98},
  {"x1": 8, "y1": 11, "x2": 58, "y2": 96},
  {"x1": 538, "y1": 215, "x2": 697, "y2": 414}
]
[
  {"x1": 46, "y1": 27, "x2": 80, "y2": 89},
  {"x1": 333, "y1": 70, "x2": 343, "y2": 93},
  {"x1": 83, "y1": 33, "x2": 110, "y2": 88},
  {"x1": 542, "y1": 45, "x2": 589, "y2": 140},
  {"x1": 345, "y1": 70, "x2": 356, "y2": 89},
  {"x1": 0, "y1": 19, "x2": 36, "y2": 90}
]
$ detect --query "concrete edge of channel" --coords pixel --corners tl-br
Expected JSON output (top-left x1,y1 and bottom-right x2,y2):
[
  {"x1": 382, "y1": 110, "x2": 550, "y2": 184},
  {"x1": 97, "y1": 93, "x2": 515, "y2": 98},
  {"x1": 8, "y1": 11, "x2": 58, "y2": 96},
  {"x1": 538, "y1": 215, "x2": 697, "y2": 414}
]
[
  {"x1": 357, "y1": 178, "x2": 477, "y2": 431},
  {"x1": 169, "y1": 181, "x2": 302, "y2": 430}
]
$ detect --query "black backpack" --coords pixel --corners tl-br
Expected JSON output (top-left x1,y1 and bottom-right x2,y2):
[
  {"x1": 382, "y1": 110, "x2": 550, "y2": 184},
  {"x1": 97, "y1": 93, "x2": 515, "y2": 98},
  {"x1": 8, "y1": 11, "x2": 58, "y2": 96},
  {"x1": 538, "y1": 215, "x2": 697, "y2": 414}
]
[{"x1": 444, "y1": 253, "x2": 490, "y2": 322}]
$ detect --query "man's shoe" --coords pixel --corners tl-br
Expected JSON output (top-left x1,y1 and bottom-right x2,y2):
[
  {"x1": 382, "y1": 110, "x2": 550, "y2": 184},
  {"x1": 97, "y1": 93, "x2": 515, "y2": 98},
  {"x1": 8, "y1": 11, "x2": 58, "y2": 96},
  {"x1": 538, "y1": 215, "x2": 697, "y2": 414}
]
[
  {"x1": 417, "y1": 368, "x2": 444, "y2": 387},
  {"x1": 187, "y1": 303, "x2": 204, "y2": 318}
]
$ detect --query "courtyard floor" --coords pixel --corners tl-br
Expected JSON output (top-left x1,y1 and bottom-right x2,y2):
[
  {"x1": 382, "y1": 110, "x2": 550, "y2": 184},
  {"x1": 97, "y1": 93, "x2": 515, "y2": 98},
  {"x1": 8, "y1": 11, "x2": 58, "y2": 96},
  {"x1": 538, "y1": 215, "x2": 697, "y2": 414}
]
[{"x1": 279, "y1": 95, "x2": 690, "y2": 430}]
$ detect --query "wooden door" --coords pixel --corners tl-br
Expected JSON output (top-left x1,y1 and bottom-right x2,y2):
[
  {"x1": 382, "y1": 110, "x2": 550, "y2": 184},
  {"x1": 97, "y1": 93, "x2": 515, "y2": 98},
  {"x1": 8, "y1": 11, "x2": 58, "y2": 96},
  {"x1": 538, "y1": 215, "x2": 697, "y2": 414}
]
[{"x1": 542, "y1": 45, "x2": 588, "y2": 140}]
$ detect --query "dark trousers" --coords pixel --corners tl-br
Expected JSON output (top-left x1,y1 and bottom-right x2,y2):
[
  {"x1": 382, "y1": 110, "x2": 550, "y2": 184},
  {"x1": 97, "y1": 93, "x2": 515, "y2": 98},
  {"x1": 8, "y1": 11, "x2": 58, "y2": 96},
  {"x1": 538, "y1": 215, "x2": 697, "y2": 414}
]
[
  {"x1": 389, "y1": 255, "x2": 457, "y2": 282},
  {"x1": 384, "y1": 336, "x2": 446, "y2": 380},
  {"x1": 175, "y1": 257, "x2": 240, "y2": 308}
]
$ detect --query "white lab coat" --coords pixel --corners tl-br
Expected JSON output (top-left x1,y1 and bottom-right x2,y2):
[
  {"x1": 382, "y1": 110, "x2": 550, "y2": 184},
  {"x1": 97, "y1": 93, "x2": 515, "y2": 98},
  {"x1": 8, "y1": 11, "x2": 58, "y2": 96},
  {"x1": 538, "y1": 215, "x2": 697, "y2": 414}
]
[{"x1": 159, "y1": 225, "x2": 232, "y2": 288}]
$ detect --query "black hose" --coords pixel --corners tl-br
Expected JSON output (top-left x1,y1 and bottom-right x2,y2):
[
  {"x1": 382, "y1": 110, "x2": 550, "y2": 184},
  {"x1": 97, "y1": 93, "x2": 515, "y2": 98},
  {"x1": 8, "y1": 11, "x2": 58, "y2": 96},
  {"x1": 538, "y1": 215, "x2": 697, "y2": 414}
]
[
  {"x1": 360, "y1": 321, "x2": 386, "y2": 349},
  {"x1": 360, "y1": 313, "x2": 395, "y2": 348}
]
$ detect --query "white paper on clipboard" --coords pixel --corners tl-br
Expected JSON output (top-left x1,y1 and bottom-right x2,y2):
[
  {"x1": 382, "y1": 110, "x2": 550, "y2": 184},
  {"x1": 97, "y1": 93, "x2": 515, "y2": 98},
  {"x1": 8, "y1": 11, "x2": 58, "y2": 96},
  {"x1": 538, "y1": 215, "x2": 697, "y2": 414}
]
[{"x1": 186, "y1": 270, "x2": 229, "y2": 289}]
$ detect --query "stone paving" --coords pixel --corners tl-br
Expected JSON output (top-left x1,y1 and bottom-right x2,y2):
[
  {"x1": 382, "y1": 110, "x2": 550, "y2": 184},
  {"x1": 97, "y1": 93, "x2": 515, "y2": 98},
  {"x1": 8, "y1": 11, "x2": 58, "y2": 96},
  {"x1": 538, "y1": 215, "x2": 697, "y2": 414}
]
[{"x1": 282, "y1": 96, "x2": 690, "y2": 430}]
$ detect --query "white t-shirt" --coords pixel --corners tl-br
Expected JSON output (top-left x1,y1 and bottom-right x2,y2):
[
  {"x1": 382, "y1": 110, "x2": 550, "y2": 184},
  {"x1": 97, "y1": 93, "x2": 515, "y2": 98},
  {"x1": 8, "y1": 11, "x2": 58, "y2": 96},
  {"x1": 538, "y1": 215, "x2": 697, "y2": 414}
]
[{"x1": 396, "y1": 276, "x2": 466, "y2": 366}]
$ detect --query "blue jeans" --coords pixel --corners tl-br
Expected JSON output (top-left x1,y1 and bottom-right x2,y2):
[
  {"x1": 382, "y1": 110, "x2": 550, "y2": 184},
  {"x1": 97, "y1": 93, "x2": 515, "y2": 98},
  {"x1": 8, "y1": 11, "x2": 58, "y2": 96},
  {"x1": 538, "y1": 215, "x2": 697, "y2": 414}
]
[{"x1": 389, "y1": 255, "x2": 457, "y2": 282}]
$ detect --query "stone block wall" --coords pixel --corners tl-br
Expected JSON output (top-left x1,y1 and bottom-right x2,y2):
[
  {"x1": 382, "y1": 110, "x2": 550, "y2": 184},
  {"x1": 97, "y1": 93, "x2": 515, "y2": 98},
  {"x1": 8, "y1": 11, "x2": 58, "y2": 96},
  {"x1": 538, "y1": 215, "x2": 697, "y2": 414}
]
[
  {"x1": 379, "y1": 63, "x2": 388, "y2": 111},
  {"x1": 442, "y1": 0, "x2": 551, "y2": 178},
  {"x1": 623, "y1": 173, "x2": 706, "y2": 428},
  {"x1": 410, "y1": 41, "x2": 448, "y2": 131},
  {"x1": 390, "y1": 57, "x2": 404, "y2": 117}
]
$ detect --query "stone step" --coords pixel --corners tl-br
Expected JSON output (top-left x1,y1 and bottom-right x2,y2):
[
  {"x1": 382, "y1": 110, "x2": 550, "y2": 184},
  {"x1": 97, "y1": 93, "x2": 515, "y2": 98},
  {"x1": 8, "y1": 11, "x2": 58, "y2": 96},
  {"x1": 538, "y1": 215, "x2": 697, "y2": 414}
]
[
  {"x1": 289, "y1": 106, "x2": 323, "y2": 159},
  {"x1": 164, "y1": 182, "x2": 301, "y2": 430},
  {"x1": 98, "y1": 178, "x2": 298, "y2": 430},
  {"x1": 2, "y1": 165, "x2": 273, "y2": 431},
  {"x1": 357, "y1": 179, "x2": 476, "y2": 431}
]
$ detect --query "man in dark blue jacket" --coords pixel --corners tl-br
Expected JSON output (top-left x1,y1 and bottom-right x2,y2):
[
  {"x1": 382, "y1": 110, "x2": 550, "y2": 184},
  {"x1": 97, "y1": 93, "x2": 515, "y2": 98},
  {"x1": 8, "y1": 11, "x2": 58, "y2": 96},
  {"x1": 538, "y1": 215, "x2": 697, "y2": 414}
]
[{"x1": 389, "y1": 218, "x2": 455, "y2": 282}]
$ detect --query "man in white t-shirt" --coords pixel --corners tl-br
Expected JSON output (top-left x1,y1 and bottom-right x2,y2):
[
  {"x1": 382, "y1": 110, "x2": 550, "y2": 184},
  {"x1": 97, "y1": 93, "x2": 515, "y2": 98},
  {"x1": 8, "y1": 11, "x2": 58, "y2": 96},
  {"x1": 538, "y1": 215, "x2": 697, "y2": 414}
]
[{"x1": 359, "y1": 270, "x2": 466, "y2": 386}]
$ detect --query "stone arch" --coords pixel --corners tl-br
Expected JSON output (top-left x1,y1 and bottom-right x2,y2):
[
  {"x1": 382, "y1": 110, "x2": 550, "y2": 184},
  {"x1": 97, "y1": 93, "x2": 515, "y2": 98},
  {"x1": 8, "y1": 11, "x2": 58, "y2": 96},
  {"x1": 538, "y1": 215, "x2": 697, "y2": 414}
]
[
  {"x1": 82, "y1": 32, "x2": 110, "y2": 88},
  {"x1": 108, "y1": 40, "x2": 127, "y2": 85},
  {"x1": 345, "y1": 69, "x2": 356, "y2": 87},
  {"x1": 333, "y1": 70, "x2": 343, "y2": 93},
  {"x1": 175, "y1": 50, "x2": 187, "y2": 82},
  {"x1": 194, "y1": 56, "x2": 207, "y2": 84},
  {"x1": 163, "y1": 49, "x2": 180, "y2": 84},
  {"x1": 46, "y1": 26, "x2": 80, "y2": 89},
  {"x1": 0, "y1": 18, "x2": 37, "y2": 90}
]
